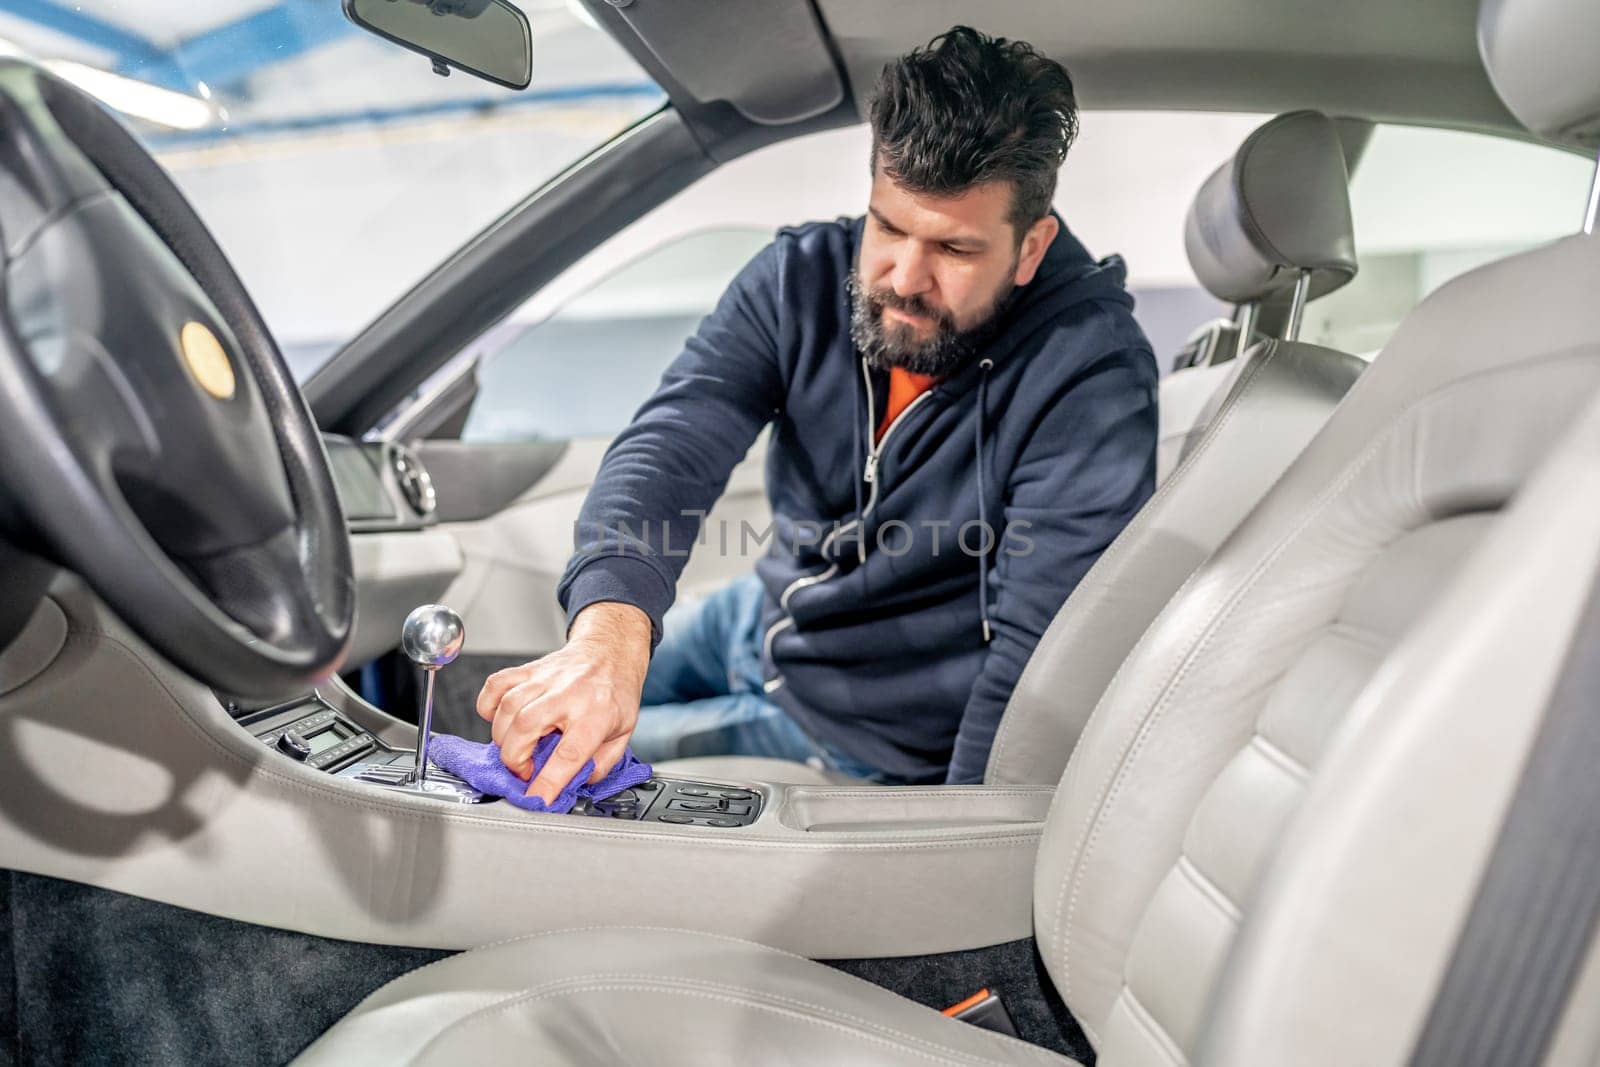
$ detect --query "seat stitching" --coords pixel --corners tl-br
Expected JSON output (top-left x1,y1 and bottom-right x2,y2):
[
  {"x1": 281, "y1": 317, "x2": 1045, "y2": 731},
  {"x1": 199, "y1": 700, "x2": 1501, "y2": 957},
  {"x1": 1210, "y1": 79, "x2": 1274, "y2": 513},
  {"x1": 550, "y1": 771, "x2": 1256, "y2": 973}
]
[
  {"x1": 987, "y1": 343, "x2": 1279, "y2": 781},
  {"x1": 418, "y1": 976, "x2": 1066, "y2": 1066},
  {"x1": 1323, "y1": 619, "x2": 1391, "y2": 654},
  {"x1": 1175, "y1": 853, "x2": 1243, "y2": 924},
  {"x1": 1050, "y1": 347, "x2": 1599, "y2": 1002},
  {"x1": 1115, "y1": 985, "x2": 1187, "y2": 1066},
  {"x1": 350, "y1": 924, "x2": 833, "y2": 1010},
  {"x1": 1247, "y1": 733, "x2": 1310, "y2": 784},
  {"x1": 1053, "y1": 442, "x2": 1381, "y2": 995}
]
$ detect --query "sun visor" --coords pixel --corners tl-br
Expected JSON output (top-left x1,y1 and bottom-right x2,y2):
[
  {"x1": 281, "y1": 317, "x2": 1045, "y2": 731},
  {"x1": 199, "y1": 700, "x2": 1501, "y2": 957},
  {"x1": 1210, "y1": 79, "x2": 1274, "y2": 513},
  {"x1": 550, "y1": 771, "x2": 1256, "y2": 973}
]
[{"x1": 612, "y1": 0, "x2": 844, "y2": 126}]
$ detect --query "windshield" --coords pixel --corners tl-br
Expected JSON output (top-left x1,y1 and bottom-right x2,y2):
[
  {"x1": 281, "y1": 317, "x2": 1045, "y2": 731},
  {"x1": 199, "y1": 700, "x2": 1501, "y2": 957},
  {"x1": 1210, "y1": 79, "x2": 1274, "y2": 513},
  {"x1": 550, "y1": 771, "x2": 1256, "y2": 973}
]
[{"x1": 0, "y1": 1, "x2": 664, "y2": 380}]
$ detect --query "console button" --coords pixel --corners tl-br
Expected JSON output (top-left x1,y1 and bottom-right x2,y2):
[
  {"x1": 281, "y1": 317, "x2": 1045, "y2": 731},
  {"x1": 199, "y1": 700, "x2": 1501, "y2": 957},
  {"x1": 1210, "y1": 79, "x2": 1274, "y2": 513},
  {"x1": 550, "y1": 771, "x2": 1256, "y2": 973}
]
[
  {"x1": 667, "y1": 800, "x2": 721, "y2": 812},
  {"x1": 704, "y1": 819, "x2": 739, "y2": 828},
  {"x1": 718, "y1": 791, "x2": 755, "y2": 800},
  {"x1": 657, "y1": 815, "x2": 694, "y2": 825},
  {"x1": 636, "y1": 781, "x2": 660, "y2": 792},
  {"x1": 676, "y1": 787, "x2": 716, "y2": 797}
]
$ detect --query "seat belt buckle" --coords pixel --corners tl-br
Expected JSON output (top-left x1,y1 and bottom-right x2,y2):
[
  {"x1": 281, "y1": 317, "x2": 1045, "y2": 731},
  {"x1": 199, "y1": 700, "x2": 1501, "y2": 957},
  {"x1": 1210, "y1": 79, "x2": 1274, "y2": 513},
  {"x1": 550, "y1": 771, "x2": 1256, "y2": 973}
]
[{"x1": 942, "y1": 988, "x2": 1018, "y2": 1037}]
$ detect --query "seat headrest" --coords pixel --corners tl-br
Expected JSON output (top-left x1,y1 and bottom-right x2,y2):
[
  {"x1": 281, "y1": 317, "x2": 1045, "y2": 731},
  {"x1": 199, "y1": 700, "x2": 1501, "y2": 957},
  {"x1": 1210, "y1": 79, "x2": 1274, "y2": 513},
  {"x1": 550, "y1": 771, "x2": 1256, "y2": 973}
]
[
  {"x1": 1184, "y1": 110, "x2": 1357, "y2": 305},
  {"x1": 1479, "y1": 0, "x2": 1600, "y2": 148}
]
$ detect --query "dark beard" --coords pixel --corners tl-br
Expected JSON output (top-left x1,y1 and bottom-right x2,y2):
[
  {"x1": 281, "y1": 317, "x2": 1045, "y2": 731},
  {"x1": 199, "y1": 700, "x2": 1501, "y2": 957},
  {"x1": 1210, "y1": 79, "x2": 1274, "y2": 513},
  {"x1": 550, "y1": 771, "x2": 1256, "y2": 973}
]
[{"x1": 847, "y1": 270, "x2": 1015, "y2": 377}]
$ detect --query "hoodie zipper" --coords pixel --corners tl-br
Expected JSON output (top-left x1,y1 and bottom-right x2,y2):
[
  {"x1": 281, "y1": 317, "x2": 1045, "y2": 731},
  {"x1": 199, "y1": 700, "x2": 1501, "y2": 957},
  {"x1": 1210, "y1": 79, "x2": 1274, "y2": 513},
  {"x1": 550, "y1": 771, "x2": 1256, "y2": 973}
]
[{"x1": 762, "y1": 359, "x2": 933, "y2": 691}]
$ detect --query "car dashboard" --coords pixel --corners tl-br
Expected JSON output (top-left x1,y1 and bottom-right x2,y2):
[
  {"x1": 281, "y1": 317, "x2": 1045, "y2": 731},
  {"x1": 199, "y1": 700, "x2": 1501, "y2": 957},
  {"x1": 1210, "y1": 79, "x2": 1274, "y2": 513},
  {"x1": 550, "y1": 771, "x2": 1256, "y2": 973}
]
[{"x1": 319, "y1": 434, "x2": 466, "y2": 670}]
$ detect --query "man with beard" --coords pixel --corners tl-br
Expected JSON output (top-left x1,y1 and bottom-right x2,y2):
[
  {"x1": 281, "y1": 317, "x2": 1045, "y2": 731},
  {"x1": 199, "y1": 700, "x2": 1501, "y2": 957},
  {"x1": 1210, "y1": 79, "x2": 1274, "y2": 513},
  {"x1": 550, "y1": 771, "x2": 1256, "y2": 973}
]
[{"x1": 477, "y1": 26, "x2": 1158, "y2": 798}]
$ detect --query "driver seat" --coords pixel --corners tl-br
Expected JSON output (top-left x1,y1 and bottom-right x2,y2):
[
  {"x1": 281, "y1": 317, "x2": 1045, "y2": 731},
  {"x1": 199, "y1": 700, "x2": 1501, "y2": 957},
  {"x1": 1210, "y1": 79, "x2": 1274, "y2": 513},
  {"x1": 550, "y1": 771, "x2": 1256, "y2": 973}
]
[{"x1": 297, "y1": 0, "x2": 1600, "y2": 1060}]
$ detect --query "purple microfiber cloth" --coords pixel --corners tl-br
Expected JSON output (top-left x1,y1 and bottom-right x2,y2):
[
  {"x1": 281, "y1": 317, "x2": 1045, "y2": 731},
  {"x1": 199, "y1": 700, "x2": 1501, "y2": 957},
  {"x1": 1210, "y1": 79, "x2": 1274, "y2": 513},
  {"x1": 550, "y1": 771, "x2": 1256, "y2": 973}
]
[{"x1": 426, "y1": 732, "x2": 653, "y2": 813}]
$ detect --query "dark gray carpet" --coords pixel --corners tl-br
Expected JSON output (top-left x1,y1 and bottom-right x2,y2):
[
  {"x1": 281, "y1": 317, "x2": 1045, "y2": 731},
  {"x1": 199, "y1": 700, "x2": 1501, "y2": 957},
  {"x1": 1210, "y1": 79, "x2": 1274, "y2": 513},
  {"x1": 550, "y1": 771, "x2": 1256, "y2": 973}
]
[
  {"x1": 823, "y1": 937, "x2": 1095, "y2": 1062},
  {"x1": 0, "y1": 870, "x2": 1090, "y2": 1064},
  {"x1": 0, "y1": 871, "x2": 450, "y2": 1066}
]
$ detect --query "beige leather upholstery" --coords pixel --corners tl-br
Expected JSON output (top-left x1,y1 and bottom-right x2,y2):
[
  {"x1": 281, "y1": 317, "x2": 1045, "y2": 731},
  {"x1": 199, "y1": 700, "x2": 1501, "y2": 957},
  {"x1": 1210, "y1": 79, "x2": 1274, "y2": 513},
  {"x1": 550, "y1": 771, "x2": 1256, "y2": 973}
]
[
  {"x1": 1200, "y1": 363, "x2": 1600, "y2": 1066},
  {"x1": 1154, "y1": 361, "x2": 1235, "y2": 483},
  {"x1": 297, "y1": 927, "x2": 1074, "y2": 1066},
  {"x1": 1032, "y1": 232, "x2": 1600, "y2": 1060}
]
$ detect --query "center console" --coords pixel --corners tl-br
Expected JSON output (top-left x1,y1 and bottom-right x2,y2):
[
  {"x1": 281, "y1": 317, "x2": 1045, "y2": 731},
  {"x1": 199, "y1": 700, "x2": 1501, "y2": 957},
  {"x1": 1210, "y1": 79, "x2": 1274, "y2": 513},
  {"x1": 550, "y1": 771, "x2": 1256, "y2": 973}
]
[
  {"x1": 240, "y1": 695, "x2": 765, "y2": 828},
  {"x1": 1, "y1": 576, "x2": 1052, "y2": 961},
  {"x1": 240, "y1": 601, "x2": 782, "y2": 826}
]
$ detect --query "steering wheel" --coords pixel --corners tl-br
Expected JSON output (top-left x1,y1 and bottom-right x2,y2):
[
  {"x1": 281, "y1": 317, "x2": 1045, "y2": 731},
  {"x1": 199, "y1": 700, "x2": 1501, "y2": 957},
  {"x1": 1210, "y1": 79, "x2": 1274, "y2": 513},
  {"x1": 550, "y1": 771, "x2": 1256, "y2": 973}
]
[{"x1": 0, "y1": 61, "x2": 353, "y2": 699}]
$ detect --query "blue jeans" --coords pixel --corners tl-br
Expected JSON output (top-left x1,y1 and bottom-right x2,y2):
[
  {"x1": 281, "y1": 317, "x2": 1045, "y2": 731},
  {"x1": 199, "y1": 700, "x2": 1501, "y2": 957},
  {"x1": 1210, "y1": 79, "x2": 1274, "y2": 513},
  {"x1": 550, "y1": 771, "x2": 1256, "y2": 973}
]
[{"x1": 630, "y1": 574, "x2": 897, "y2": 782}]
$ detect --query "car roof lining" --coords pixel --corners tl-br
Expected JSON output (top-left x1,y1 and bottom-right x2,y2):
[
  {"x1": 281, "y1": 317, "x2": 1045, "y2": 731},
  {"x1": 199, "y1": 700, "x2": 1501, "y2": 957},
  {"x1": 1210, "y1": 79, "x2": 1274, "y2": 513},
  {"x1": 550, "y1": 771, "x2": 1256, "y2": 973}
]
[
  {"x1": 603, "y1": 0, "x2": 1526, "y2": 145},
  {"x1": 823, "y1": 0, "x2": 1511, "y2": 135}
]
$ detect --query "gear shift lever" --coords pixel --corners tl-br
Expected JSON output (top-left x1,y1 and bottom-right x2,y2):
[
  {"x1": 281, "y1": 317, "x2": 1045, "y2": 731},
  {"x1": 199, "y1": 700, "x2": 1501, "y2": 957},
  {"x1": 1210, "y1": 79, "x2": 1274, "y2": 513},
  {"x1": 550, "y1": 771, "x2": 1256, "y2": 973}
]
[
  {"x1": 401, "y1": 603, "x2": 465, "y2": 787},
  {"x1": 346, "y1": 603, "x2": 487, "y2": 803}
]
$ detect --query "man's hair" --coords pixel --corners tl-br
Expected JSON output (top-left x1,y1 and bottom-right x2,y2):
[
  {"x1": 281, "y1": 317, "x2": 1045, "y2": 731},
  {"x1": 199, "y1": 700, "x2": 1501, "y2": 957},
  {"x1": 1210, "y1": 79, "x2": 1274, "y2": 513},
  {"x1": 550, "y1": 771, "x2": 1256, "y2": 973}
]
[{"x1": 869, "y1": 26, "x2": 1078, "y2": 237}]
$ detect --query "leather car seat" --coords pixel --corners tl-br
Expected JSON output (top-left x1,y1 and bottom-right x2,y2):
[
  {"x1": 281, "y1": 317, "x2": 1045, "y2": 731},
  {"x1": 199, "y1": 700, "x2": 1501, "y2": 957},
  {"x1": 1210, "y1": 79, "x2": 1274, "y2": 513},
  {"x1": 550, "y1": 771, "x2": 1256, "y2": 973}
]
[
  {"x1": 663, "y1": 110, "x2": 1367, "y2": 789},
  {"x1": 296, "y1": 0, "x2": 1600, "y2": 1059},
  {"x1": 1156, "y1": 109, "x2": 1362, "y2": 483}
]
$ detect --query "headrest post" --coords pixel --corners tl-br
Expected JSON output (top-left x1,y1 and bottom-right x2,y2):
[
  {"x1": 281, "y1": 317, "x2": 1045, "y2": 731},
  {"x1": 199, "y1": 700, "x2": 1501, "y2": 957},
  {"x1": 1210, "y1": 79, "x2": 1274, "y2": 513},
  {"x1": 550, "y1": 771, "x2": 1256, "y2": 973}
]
[
  {"x1": 1234, "y1": 302, "x2": 1258, "y2": 362},
  {"x1": 1284, "y1": 270, "x2": 1312, "y2": 342},
  {"x1": 1583, "y1": 151, "x2": 1599, "y2": 236}
]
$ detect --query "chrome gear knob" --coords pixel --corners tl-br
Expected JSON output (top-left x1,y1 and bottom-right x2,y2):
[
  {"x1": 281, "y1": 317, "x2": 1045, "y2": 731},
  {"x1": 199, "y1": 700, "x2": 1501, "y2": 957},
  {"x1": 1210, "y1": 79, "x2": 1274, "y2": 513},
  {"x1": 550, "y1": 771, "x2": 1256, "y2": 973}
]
[
  {"x1": 401, "y1": 604, "x2": 464, "y2": 791},
  {"x1": 401, "y1": 604, "x2": 465, "y2": 669}
]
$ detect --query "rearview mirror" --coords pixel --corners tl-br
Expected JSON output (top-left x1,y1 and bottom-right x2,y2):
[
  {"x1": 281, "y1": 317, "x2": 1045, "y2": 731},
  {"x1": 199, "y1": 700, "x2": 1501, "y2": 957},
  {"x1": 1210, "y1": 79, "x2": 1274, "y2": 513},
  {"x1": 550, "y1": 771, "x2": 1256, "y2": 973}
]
[{"x1": 342, "y1": 0, "x2": 533, "y2": 91}]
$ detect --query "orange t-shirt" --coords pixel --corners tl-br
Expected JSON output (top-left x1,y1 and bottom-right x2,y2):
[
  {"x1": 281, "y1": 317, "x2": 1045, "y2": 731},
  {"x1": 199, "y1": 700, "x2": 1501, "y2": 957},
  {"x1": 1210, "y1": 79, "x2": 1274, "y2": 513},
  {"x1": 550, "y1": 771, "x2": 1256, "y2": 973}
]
[{"x1": 875, "y1": 367, "x2": 941, "y2": 443}]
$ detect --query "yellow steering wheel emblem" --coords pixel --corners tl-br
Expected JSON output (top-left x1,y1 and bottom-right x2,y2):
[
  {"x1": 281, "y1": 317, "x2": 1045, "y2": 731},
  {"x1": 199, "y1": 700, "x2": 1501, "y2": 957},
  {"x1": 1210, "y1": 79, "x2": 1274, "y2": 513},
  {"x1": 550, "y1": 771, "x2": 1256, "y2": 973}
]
[{"x1": 179, "y1": 321, "x2": 236, "y2": 401}]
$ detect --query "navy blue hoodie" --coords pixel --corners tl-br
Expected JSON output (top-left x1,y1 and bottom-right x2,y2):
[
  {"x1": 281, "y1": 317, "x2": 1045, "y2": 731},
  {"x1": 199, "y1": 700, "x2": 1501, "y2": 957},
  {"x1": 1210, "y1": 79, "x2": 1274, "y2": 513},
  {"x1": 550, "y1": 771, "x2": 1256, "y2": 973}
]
[{"x1": 558, "y1": 216, "x2": 1158, "y2": 783}]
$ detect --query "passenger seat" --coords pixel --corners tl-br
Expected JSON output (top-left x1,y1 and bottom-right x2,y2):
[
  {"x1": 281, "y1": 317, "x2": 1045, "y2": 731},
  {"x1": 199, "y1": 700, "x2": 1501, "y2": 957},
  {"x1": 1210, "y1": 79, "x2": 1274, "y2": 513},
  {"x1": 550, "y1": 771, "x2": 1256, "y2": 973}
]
[
  {"x1": 1157, "y1": 109, "x2": 1362, "y2": 482},
  {"x1": 985, "y1": 109, "x2": 1367, "y2": 785}
]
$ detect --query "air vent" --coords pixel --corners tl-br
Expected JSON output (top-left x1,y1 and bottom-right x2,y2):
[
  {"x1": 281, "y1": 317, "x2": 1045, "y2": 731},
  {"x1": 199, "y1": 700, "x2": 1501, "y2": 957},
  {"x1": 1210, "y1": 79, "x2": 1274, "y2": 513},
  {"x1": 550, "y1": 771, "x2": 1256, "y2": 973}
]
[{"x1": 389, "y1": 443, "x2": 437, "y2": 517}]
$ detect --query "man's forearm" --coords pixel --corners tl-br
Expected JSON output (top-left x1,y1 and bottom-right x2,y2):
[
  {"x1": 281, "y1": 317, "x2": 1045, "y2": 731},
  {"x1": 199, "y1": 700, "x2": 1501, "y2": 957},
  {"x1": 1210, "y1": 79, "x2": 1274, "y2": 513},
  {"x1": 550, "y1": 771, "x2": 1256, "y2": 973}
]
[{"x1": 568, "y1": 601, "x2": 653, "y2": 688}]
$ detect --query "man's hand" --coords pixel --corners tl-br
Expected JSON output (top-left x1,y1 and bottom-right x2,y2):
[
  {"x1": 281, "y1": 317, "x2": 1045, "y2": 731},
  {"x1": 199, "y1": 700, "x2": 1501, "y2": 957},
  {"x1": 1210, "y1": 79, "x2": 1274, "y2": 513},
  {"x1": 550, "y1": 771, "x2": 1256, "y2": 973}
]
[{"x1": 475, "y1": 602, "x2": 652, "y2": 806}]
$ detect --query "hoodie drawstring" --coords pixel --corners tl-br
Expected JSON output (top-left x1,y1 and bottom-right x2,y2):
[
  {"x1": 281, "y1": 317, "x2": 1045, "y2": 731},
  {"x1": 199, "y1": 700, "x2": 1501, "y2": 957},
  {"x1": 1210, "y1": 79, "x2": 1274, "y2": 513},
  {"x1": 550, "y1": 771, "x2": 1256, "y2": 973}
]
[
  {"x1": 975, "y1": 358, "x2": 994, "y2": 643},
  {"x1": 850, "y1": 368, "x2": 866, "y2": 563},
  {"x1": 848, "y1": 356, "x2": 993, "y2": 642}
]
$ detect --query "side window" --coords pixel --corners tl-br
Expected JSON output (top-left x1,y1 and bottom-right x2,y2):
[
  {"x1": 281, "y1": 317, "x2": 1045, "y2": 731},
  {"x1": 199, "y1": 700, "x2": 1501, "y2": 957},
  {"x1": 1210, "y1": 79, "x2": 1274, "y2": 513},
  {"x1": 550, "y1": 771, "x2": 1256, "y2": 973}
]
[
  {"x1": 1300, "y1": 125, "x2": 1593, "y2": 356},
  {"x1": 460, "y1": 227, "x2": 773, "y2": 442}
]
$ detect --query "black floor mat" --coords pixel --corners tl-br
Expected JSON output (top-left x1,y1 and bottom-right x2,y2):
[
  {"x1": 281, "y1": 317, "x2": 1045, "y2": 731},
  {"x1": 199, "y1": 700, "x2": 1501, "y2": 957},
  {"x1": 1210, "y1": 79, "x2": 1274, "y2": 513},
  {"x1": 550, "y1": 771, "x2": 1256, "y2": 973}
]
[
  {"x1": 0, "y1": 871, "x2": 450, "y2": 1067},
  {"x1": 0, "y1": 871, "x2": 1092, "y2": 1065},
  {"x1": 823, "y1": 937, "x2": 1095, "y2": 1062}
]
